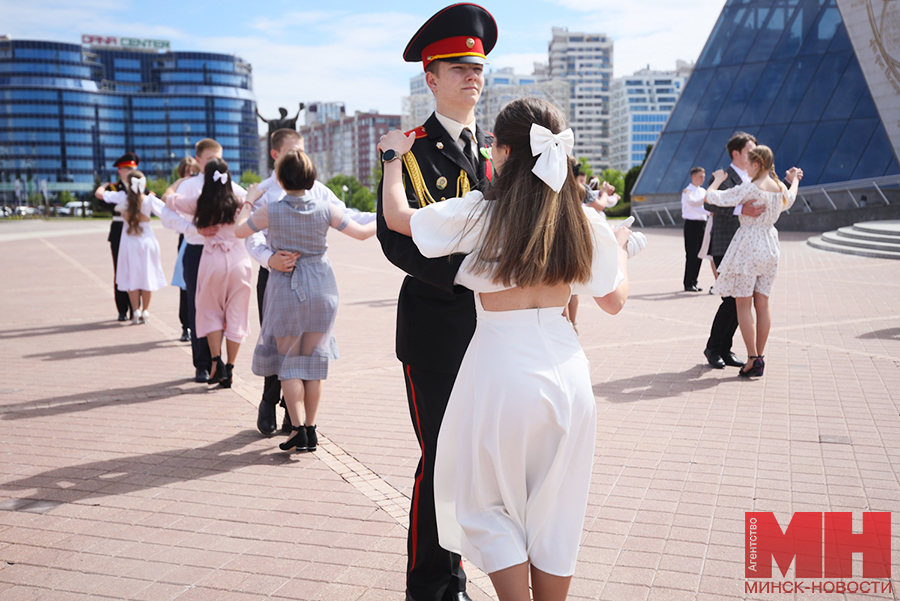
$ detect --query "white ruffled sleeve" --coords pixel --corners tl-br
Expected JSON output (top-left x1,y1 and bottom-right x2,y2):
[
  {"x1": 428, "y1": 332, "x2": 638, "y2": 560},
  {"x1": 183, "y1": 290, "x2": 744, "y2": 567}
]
[
  {"x1": 409, "y1": 191, "x2": 488, "y2": 258},
  {"x1": 705, "y1": 180, "x2": 756, "y2": 207},
  {"x1": 570, "y1": 207, "x2": 625, "y2": 297},
  {"x1": 101, "y1": 190, "x2": 126, "y2": 205}
]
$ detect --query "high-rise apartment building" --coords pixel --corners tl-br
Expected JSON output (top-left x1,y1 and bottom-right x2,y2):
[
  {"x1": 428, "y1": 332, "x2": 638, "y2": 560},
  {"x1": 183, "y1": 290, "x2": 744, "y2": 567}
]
[
  {"x1": 609, "y1": 61, "x2": 692, "y2": 172},
  {"x1": 401, "y1": 67, "x2": 569, "y2": 134},
  {"x1": 305, "y1": 101, "x2": 346, "y2": 126},
  {"x1": 0, "y1": 35, "x2": 257, "y2": 199},
  {"x1": 299, "y1": 111, "x2": 401, "y2": 188},
  {"x1": 548, "y1": 27, "x2": 613, "y2": 173}
]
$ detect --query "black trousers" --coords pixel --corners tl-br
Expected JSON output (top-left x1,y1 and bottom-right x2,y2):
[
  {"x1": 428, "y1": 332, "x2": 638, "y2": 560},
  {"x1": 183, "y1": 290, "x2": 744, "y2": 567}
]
[
  {"x1": 257, "y1": 266, "x2": 281, "y2": 404},
  {"x1": 177, "y1": 235, "x2": 188, "y2": 331},
  {"x1": 402, "y1": 364, "x2": 466, "y2": 601},
  {"x1": 706, "y1": 254, "x2": 738, "y2": 355},
  {"x1": 683, "y1": 219, "x2": 706, "y2": 288},
  {"x1": 108, "y1": 221, "x2": 131, "y2": 317},
  {"x1": 183, "y1": 243, "x2": 211, "y2": 371}
]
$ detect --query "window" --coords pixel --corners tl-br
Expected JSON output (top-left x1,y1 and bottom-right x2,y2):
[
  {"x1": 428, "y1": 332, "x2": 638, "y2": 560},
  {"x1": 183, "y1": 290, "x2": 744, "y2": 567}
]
[
  {"x1": 115, "y1": 71, "x2": 142, "y2": 82},
  {"x1": 1, "y1": 89, "x2": 58, "y2": 101},
  {"x1": 177, "y1": 59, "x2": 235, "y2": 72},
  {"x1": 15, "y1": 48, "x2": 82, "y2": 62},
  {"x1": 114, "y1": 58, "x2": 141, "y2": 70}
]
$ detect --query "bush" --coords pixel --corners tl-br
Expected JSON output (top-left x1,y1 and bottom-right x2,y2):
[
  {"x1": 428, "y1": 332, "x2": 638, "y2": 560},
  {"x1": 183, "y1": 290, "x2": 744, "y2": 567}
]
[{"x1": 325, "y1": 174, "x2": 375, "y2": 213}]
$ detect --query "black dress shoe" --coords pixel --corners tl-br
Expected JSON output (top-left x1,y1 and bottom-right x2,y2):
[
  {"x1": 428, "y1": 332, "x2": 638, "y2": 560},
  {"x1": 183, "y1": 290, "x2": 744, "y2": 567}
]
[
  {"x1": 721, "y1": 352, "x2": 745, "y2": 368},
  {"x1": 180, "y1": 328, "x2": 191, "y2": 342},
  {"x1": 442, "y1": 593, "x2": 473, "y2": 601},
  {"x1": 257, "y1": 400, "x2": 277, "y2": 435},
  {"x1": 684, "y1": 285, "x2": 703, "y2": 292},
  {"x1": 194, "y1": 368, "x2": 210, "y2": 383},
  {"x1": 704, "y1": 348, "x2": 726, "y2": 369},
  {"x1": 118, "y1": 313, "x2": 129, "y2": 322}
]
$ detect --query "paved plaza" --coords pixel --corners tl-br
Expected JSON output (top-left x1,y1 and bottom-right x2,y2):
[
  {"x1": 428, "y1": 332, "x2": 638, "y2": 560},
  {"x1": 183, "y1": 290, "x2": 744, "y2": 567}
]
[{"x1": 0, "y1": 217, "x2": 898, "y2": 601}]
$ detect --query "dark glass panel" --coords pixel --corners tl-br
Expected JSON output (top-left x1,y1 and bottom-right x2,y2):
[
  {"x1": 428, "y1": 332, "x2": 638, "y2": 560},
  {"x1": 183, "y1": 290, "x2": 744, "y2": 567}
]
[
  {"x1": 659, "y1": 130, "x2": 709, "y2": 191},
  {"x1": 850, "y1": 123, "x2": 898, "y2": 179},
  {"x1": 850, "y1": 88, "x2": 879, "y2": 119},
  {"x1": 796, "y1": 120, "x2": 847, "y2": 183},
  {"x1": 794, "y1": 51, "x2": 851, "y2": 119},
  {"x1": 753, "y1": 123, "x2": 788, "y2": 158},
  {"x1": 632, "y1": 131, "x2": 683, "y2": 194},
  {"x1": 737, "y1": 58, "x2": 793, "y2": 127},
  {"x1": 822, "y1": 118, "x2": 877, "y2": 181},
  {"x1": 693, "y1": 128, "x2": 732, "y2": 172},
  {"x1": 822, "y1": 54, "x2": 866, "y2": 121},
  {"x1": 713, "y1": 61, "x2": 765, "y2": 129},
  {"x1": 825, "y1": 19, "x2": 852, "y2": 52},
  {"x1": 1, "y1": 89, "x2": 58, "y2": 101},
  {"x1": 771, "y1": 0, "x2": 820, "y2": 59},
  {"x1": 764, "y1": 54, "x2": 822, "y2": 124},
  {"x1": 698, "y1": 6, "x2": 749, "y2": 67},
  {"x1": 772, "y1": 120, "x2": 817, "y2": 173},
  {"x1": 721, "y1": 6, "x2": 771, "y2": 66},
  {"x1": 688, "y1": 65, "x2": 741, "y2": 130},
  {"x1": 798, "y1": 5, "x2": 841, "y2": 56},
  {"x1": 752, "y1": 2, "x2": 798, "y2": 63}
]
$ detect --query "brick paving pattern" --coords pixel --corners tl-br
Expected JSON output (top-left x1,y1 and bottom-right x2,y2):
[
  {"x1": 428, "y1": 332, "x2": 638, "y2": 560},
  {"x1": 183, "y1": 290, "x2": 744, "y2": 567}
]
[{"x1": 0, "y1": 218, "x2": 898, "y2": 600}]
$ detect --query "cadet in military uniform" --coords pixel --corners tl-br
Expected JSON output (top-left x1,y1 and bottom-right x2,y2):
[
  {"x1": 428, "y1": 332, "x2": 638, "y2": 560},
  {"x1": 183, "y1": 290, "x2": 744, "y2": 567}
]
[
  {"x1": 95, "y1": 152, "x2": 139, "y2": 321},
  {"x1": 375, "y1": 5, "x2": 496, "y2": 601}
]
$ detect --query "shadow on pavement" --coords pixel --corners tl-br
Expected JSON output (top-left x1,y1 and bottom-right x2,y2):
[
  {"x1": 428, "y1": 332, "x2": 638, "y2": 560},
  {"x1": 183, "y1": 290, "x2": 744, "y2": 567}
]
[
  {"x1": 0, "y1": 430, "x2": 294, "y2": 507},
  {"x1": 592, "y1": 364, "x2": 736, "y2": 403},
  {"x1": 22, "y1": 339, "x2": 181, "y2": 361},
  {"x1": 858, "y1": 327, "x2": 900, "y2": 341},
  {"x1": 0, "y1": 320, "x2": 124, "y2": 340},
  {"x1": 0, "y1": 378, "x2": 198, "y2": 420}
]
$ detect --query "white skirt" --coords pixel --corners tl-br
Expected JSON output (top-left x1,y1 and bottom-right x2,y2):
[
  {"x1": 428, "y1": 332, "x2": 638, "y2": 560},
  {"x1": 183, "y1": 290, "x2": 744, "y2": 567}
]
[
  {"x1": 116, "y1": 223, "x2": 167, "y2": 292},
  {"x1": 434, "y1": 296, "x2": 597, "y2": 577}
]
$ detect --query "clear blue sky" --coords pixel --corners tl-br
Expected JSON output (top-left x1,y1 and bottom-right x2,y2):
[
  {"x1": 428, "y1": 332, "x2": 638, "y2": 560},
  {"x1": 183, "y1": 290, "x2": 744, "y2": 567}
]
[{"x1": 4, "y1": 0, "x2": 727, "y2": 125}]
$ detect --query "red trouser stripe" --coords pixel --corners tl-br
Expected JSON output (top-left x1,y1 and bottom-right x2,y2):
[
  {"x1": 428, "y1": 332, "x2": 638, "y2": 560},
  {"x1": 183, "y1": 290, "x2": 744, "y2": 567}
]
[{"x1": 406, "y1": 364, "x2": 425, "y2": 575}]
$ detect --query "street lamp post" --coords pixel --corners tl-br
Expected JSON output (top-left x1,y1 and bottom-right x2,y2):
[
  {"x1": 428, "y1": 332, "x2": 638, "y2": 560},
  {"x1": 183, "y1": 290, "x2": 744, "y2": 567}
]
[{"x1": 341, "y1": 184, "x2": 349, "y2": 207}]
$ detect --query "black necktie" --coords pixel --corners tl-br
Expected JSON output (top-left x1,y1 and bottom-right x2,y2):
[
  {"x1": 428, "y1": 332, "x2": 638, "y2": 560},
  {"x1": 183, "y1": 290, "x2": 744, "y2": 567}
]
[{"x1": 459, "y1": 128, "x2": 477, "y2": 173}]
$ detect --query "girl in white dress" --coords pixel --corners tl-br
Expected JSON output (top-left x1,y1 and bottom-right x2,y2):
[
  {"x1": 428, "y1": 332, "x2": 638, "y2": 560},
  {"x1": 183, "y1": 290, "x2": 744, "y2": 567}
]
[
  {"x1": 705, "y1": 145, "x2": 802, "y2": 377},
  {"x1": 96, "y1": 171, "x2": 167, "y2": 324},
  {"x1": 380, "y1": 97, "x2": 631, "y2": 601}
]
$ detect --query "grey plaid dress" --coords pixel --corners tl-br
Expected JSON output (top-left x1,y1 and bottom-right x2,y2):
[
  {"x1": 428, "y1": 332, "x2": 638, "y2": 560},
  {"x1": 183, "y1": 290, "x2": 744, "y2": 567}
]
[{"x1": 251, "y1": 193, "x2": 348, "y2": 381}]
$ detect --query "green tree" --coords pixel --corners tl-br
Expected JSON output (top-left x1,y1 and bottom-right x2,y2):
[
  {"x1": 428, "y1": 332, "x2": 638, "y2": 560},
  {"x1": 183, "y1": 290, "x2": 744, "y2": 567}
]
[
  {"x1": 600, "y1": 168, "x2": 625, "y2": 197},
  {"x1": 325, "y1": 174, "x2": 375, "y2": 212},
  {"x1": 241, "y1": 170, "x2": 262, "y2": 186},
  {"x1": 59, "y1": 190, "x2": 75, "y2": 204},
  {"x1": 146, "y1": 177, "x2": 170, "y2": 198},
  {"x1": 577, "y1": 157, "x2": 593, "y2": 179}
]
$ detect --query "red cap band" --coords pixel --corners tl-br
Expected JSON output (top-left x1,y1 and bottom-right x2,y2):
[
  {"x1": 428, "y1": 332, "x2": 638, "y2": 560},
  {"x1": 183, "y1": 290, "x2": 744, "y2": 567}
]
[{"x1": 421, "y1": 36, "x2": 486, "y2": 69}]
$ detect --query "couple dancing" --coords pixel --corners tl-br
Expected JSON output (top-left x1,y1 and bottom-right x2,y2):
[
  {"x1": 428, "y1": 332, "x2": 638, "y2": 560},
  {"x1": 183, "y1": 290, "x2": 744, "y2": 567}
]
[{"x1": 703, "y1": 132, "x2": 803, "y2": 377}]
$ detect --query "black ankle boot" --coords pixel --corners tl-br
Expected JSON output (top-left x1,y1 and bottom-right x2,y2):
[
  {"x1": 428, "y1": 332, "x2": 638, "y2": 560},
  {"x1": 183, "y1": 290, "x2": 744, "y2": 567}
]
[
  {"x1": 279, "y1": 425, "x2": 307, "y2": 452},
  {"x1": 306, "y1": 424, "x2": 317, "y2": 452},
  {"x1": 220, "y1": 363, "x2": 234, "y2": 388},
  {"x1": 208, "y1": 356, "x2": 224, "y2": 385}
]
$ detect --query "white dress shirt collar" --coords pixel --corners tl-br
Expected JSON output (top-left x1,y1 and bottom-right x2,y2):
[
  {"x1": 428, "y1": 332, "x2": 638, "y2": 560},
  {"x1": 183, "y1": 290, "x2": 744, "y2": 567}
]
[
  {"x1": 434, "y1": 112, "x2": 476, "y2": 149},
  {"x1": 731, "y1": 163, "x2": 751, "y2": 183}
]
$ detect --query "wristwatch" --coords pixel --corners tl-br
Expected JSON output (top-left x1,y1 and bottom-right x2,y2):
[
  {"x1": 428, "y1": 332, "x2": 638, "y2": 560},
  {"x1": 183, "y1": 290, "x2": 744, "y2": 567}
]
[{"x1": 381, "y1": 149, "x2": 401, "y2": 163}]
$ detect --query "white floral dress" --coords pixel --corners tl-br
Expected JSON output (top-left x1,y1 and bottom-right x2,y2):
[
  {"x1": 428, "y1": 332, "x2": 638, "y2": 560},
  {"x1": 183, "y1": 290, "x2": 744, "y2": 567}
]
[{"x1": 705, "y1": 180, "x2": 796, "y2": 297}]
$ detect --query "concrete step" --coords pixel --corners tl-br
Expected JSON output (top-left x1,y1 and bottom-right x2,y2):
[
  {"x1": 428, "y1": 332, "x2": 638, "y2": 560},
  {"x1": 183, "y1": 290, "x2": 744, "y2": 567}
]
[
  {"x1": 834, "y1": 226, "x2": 900, "y2": 245},
  {"x1": 852, "y1": 220, "x2": 900, "y2": 238},
  {"x1": 823, "y1": 231, "x2": 900, "y2": 251},
  {"x1": 807, "y1": 235, "x2": 900, "y2": 260}
]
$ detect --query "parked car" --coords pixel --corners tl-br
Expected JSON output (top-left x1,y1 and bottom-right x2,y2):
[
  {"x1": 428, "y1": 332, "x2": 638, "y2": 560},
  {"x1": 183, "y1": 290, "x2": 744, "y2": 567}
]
[
  {"x1": 58, "y1": 201, "x2": 93, "y2": 217},
  {"x1": 16, "y1": 205, "x2": 37, "y2": 216}
]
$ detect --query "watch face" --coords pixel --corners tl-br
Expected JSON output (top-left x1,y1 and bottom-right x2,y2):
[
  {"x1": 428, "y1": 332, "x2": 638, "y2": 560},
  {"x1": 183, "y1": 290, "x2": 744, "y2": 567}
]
[{"x1": 383, "y1": 149, "x2": 397, "y2": 162}]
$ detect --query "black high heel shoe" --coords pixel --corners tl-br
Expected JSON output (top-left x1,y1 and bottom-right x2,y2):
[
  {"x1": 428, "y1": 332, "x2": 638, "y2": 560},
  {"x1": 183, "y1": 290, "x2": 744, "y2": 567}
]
[
  {"x1": 279, "y1": 425, "x2": 308, "y2": 452},
  {"x1": 306, "y1": 425, "x2": 317, "y2": 452},
  {"x1": 208, "y1": 356, "x2": 225, "y2": 385},
  {"x1": 220, "y1": 363, "x2": 234, "y2": 388},
  {"x1": 739, "y1": 356, "x2": 764, "y2": 378}
]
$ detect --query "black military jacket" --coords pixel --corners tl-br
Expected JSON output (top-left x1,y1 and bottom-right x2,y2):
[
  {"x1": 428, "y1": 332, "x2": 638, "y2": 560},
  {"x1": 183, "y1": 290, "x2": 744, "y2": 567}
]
[{"x1": 376, "y1": 112, "x2": 493, "y2": 374}]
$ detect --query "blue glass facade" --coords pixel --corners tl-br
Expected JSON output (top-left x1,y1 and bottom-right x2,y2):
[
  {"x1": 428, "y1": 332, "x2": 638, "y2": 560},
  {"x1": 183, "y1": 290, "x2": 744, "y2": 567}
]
[
  {"x1": 632, "y1": 0, "x2": 900, "y2": 200},
  {"x1": 0, "y1": 39, "x2": 257, "y2": 195}
]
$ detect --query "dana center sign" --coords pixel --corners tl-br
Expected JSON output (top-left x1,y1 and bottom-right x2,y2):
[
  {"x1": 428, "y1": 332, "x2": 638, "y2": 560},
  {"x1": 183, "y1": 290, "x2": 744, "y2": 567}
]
[{"x1": 81, "y1": 34, "x2": 171, "y2": 52}]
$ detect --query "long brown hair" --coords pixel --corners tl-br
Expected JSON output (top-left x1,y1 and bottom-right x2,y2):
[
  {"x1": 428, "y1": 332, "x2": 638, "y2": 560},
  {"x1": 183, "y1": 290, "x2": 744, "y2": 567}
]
[
  {"x1": 124, "y1": 170, "x2": 145, "y2": 235},
  {"x1": 748, "y1": 145, "x2": 780, "y2": 186},
  {"x1": 194, "y1": 157, "x2": 240, "y2": 229},
  {"x1": 473, "y1": 97, "x2": 593, "y2": 287}
]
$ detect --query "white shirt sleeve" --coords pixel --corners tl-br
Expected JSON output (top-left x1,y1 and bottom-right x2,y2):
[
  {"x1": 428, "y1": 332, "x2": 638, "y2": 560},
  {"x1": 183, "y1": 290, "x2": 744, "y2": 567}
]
[
  {"x1": 102, "y1": 190, "x2": 126, "y2": 205},
  {"x1": 570, "y1": 207, "x2": 626, "y2": 297},
  {"x1": 146, "y1": 194, "x2": 197, "y2": 235}
]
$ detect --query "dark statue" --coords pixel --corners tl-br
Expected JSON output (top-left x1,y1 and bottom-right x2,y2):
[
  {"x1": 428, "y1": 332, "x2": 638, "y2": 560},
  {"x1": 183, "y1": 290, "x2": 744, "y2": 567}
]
[{"x1": 257, "y1": 103, "x2": 304, "y2": 170}]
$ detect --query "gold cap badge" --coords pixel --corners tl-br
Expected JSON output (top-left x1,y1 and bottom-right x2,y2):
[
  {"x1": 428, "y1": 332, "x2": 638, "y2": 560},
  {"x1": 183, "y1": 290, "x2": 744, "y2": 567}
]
[{"x1": 466, "y1": 38, "x2": 475, "y2": 49}]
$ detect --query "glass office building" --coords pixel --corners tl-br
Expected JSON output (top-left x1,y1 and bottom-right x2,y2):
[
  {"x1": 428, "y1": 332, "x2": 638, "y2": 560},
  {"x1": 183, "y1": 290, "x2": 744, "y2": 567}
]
[
  {"x1": 631, "y1": 0, "x2": 900, "y2": 211},
  {"x1": 1, "y1": 37, "x2": 257, "y2": 198}
]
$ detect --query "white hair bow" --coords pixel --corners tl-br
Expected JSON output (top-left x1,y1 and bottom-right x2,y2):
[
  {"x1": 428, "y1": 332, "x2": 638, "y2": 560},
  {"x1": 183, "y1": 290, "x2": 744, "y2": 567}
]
[
  {"x1": 530, "y1": 124, "x2": 575, "y2": 193},
  {"x1": 213, "y1": 170, "x2": 229, "y2": 185},
  {"x1": 130, "y1": 176, "x2": 146, "y2": 194}
]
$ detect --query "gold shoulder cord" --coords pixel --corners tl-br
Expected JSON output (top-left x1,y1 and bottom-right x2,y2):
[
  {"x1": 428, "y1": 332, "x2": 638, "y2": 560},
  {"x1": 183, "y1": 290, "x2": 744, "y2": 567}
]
[
  {"x1": 456, "y1": 170, "x2": 470, "y2": 197},
  {"x1": 401, "y1": 151, "x2": 436, "y2": 208}
]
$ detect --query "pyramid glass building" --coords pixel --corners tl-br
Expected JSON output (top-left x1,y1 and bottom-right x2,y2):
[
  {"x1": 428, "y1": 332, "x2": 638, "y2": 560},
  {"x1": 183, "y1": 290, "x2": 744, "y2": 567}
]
[{"x1": 631, "y1": 0, "x2": 900, "y2": 216}]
